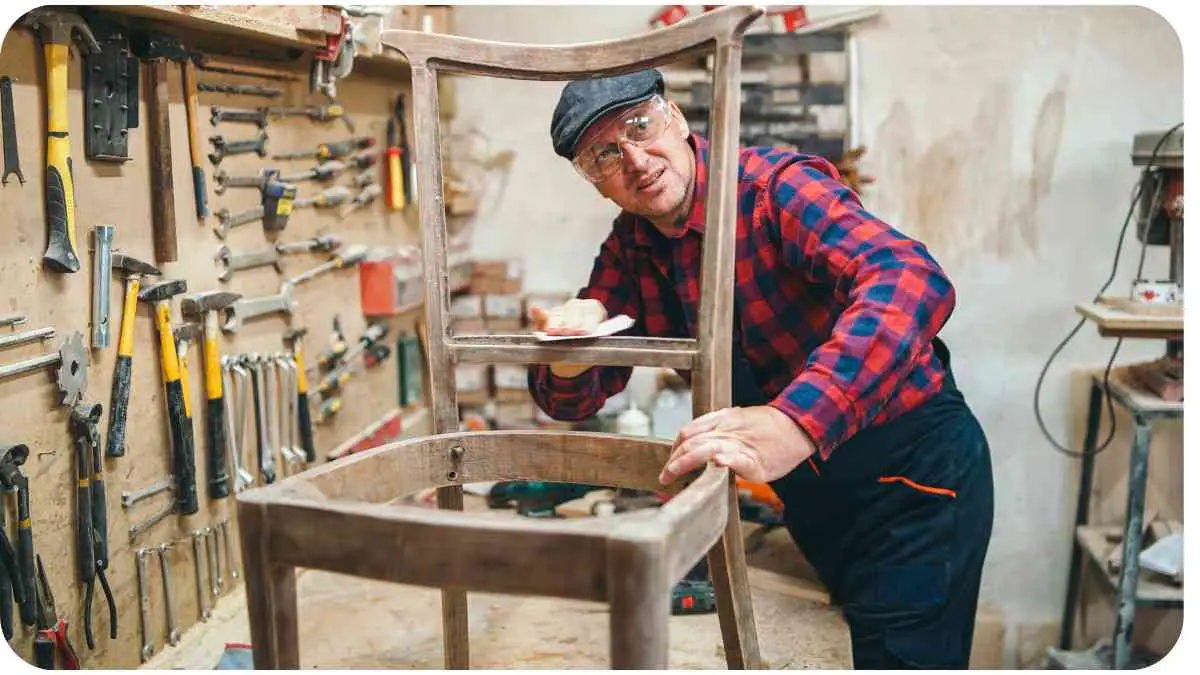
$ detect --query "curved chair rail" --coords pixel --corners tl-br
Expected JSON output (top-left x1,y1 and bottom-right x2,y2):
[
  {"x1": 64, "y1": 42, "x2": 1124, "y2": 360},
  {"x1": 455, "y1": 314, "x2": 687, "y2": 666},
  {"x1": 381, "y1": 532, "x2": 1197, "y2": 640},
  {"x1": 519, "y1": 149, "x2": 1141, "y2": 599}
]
[{"x1": 380, "y1": 5, "x2": 764, "y2": 78}]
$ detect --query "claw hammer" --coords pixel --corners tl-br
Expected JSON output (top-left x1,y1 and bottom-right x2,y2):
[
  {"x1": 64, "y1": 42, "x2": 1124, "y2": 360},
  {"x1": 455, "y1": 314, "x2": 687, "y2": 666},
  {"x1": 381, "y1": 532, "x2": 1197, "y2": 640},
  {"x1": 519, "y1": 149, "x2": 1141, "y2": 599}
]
[
  {"x1": 181, "y1": 292, "x2": 242, "y2": 499},
  {"x1": 105, "y1": 254, "x2": 161, "y2": 458},
  {"x1": 19, "y1": 9, "x2": 101, "y2": 273}
]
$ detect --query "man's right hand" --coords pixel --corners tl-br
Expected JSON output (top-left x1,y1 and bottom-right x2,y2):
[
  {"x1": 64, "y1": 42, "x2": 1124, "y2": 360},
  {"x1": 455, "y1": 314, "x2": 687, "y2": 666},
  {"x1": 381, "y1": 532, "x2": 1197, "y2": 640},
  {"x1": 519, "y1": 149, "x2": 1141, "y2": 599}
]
[{"x1": 528, "y1": 298, "x2": 607, "y2": 378}]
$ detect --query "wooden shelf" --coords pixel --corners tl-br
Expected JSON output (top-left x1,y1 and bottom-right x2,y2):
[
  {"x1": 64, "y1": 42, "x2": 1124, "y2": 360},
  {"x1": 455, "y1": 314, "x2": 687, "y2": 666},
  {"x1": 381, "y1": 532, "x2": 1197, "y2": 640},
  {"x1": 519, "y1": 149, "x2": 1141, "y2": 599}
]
[
  {"x1": 1093, "y1": 369, "x2": 1183, "y2": 417},
  {"x1": 1076, "y1": 525, "x2": 1183, "y2": 607},
  {"x1": 1076, "y1": 297, "x2": 1183, "y2": 340},
  {"x1": 108, "y1": 4, "x2": 341, "y2": 49}
]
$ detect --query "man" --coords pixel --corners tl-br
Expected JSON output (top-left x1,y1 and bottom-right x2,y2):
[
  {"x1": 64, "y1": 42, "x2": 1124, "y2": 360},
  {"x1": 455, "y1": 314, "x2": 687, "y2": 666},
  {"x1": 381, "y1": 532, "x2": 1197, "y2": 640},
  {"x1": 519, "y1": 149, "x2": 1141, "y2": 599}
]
[{"x1": 526, "y1": 69, "x2": 994, "y2": 668}]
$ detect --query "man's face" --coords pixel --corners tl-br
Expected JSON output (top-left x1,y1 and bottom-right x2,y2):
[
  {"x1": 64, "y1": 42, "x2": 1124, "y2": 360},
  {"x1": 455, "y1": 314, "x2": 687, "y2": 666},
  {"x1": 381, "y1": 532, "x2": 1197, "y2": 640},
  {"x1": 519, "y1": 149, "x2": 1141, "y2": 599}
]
[{"x1": 573, "y1": 96, "x2": 695, "y2": 228}]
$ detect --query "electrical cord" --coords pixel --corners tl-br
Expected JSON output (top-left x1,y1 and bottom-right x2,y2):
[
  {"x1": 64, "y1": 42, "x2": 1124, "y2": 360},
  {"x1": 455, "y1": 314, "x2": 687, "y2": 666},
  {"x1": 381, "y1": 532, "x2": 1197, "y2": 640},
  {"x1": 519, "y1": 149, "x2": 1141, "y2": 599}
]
[{"x1": 1033, "y1": 122, "x2": 1182, "y2": 458}]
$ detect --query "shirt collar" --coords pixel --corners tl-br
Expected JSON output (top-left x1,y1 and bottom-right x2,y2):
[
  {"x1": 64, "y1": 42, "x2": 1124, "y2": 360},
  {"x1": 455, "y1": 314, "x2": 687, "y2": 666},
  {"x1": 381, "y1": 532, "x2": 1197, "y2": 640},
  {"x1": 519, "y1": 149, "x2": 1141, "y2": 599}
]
[{"x1": 631, "y1": 133, "x2": 709, "y2": 248}]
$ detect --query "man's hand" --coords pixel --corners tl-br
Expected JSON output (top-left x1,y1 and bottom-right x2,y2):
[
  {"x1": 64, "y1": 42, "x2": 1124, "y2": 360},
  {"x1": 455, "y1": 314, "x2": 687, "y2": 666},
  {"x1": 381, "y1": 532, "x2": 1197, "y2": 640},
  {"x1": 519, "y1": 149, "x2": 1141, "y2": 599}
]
[
  {"x1": 659, "y1": 406, "x2": 816, "y2": 485},
  {"x1": 528, "y1": 298, "x2": 608, "y2": 378}
]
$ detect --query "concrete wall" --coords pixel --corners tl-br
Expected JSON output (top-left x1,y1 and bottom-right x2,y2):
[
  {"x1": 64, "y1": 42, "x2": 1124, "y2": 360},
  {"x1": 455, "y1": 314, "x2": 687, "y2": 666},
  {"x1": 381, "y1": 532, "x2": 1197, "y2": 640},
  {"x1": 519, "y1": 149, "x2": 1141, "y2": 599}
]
[{"x1": 449, "y1": 4, "x2": 1184, "y2": 665}]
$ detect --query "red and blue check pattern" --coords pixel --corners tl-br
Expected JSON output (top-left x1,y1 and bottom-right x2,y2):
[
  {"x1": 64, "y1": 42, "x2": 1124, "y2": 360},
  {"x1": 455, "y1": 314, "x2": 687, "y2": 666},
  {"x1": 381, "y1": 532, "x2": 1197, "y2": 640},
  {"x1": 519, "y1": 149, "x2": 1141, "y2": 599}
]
[{"x1": 528, "y1": 134, "x2": 955, "y2": 460}]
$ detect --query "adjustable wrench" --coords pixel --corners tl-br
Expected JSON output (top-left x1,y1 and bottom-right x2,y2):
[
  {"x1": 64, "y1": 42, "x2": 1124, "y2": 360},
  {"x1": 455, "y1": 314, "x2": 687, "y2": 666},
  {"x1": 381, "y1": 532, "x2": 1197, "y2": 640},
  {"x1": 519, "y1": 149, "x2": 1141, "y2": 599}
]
[
  {"x1": 208, "y1": 131, "x2": 268, "y2": 165},
  {"x1": 192, "y1": 530, "x2": 211, "y2": 621},
  {"x1": 129, "y1": 502, "x2": 174, "y2": 542},
  {"x1": 215, "y1": 245, "x2": 281, "y2": 282},
  {"x1": 209, "y1": 106, "x2": 268, "y2": 128},
  {"x1": 212, "y1": 168, "x2": 272, "y2": 195},
  {"x1": 212, "y1": 205, "x2": 265, "y2": 240},
  {"x1": 219, "y1": 520, "x2": 239, "y2": 581},
  {"x1": 121, "y1": 477, "x2": 174, "y2": 508},
  {"x1": 156, "y1": 543, "x2": 180, "y2": 646},
  {"x1": 221, "y1": 285, "x2": 297, "y2": 333},
  {"x1": 135, "y1": 548, "x2": 154, "y2": 662}
]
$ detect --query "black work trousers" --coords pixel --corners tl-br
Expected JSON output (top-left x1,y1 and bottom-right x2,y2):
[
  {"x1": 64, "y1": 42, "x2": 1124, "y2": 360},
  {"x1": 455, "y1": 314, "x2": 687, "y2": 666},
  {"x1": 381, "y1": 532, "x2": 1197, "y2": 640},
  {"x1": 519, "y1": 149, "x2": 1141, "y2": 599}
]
[{"x1": 764, "y1": 341, "x2": 995, "y2": 668}]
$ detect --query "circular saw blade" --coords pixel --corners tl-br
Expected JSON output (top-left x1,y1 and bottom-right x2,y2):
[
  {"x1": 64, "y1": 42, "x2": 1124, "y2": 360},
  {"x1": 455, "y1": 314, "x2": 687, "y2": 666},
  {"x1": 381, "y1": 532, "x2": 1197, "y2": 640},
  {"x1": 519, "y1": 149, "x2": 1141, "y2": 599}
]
[{"x1": 56, "y1": 332, "x2": 89, "y2": 407}]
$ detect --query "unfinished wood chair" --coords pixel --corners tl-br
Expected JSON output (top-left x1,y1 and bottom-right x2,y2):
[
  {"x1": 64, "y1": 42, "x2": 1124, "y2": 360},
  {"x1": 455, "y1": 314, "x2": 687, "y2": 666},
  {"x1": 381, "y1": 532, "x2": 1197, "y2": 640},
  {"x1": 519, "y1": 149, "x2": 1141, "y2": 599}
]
[{"x1": 236, "y1": 5, "x2": 765, "y2": 669}]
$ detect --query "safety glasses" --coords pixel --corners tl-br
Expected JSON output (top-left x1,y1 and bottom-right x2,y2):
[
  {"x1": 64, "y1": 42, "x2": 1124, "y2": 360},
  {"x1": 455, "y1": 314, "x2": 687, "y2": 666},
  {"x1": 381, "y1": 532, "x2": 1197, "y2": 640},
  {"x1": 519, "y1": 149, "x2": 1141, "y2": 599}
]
[{"x1": 572, "y1": 95, "x2": 673, "y2": 183}]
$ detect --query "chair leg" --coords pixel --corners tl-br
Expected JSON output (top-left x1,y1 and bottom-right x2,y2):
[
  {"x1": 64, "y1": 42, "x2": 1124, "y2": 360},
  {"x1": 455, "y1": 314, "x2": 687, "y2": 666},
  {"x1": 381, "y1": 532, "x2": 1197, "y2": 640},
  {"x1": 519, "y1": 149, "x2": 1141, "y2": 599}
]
[
  {"x1": 438, "y1": 485, "x2": 471, "y2": 668},
  {"x1": 238, "y1": 501, "x2": 300, "y2": 668},
  {"x1": 608, "y1": 535, "x2": 671, "y2": 668},
  {"x1": 708, "y1": 478, "x2": 762, "y2": 669}
]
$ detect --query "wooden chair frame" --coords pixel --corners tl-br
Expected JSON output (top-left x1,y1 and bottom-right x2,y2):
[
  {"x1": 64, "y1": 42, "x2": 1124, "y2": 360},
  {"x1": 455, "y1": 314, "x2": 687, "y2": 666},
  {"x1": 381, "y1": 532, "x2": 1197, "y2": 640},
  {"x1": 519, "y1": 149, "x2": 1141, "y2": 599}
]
[{"x1": 237, "y1": 6, "x2": 765, "y2": 669}]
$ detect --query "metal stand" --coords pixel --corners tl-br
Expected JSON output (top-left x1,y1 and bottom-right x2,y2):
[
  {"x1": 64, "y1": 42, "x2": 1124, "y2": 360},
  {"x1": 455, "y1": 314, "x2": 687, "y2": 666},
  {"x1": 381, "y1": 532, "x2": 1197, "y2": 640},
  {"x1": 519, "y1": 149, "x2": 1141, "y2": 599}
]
[{"x1": 1056, "y1": 373, "x2": 1183, "y2": 668}]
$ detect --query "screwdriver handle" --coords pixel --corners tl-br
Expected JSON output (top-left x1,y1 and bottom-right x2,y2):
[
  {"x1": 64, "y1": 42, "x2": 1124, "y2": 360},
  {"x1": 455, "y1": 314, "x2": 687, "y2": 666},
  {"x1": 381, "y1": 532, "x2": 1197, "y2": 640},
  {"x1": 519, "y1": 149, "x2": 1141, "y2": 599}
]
[
  {"x1": 385, "y1": 146, "x2": 404, "y2": 210},
  {"x1": 0, "y1": 503, "x2": 11, "y2": 641},
  {"x1": 33, "y1": 632, "x2": 56, "y2": 669},
  {"x1": 75, "y1": 437, "x2": 95, "y2": 583}
]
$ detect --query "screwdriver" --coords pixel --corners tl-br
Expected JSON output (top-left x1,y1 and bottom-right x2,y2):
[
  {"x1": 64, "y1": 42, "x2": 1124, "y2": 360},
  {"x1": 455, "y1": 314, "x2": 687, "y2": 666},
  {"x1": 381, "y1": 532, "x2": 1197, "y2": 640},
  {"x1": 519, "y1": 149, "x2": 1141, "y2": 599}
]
[
  {"x1": 385, "y1": 94, "x2": 408, "y2": 210},
  {"x1": 272, "y1": 136, "x2": 376, "y2": 162},
  {"x1": 338, "y1": 184, "x2": 382, "y2": 220}
]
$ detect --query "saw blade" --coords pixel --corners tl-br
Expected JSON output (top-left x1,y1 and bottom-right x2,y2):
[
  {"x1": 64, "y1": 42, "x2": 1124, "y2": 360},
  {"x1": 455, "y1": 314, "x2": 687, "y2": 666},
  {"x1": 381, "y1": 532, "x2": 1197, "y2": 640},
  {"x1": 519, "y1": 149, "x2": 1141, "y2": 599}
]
[{"x1": 56, "y1": 332, "x2": 89, "y2": 406}]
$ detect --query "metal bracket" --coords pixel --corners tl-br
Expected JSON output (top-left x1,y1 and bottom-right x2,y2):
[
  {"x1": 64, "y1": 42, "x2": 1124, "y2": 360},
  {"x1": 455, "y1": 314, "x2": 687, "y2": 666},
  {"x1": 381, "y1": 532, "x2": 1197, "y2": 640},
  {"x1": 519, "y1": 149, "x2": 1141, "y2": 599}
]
[{"x1": 82, "y1": 14, "x2": 139, "y2": 162}]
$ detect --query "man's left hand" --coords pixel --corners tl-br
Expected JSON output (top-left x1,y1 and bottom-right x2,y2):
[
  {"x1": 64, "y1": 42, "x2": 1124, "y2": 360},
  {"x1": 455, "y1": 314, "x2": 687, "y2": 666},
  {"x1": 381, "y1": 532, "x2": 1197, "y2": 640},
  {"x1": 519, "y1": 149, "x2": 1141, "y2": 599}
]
[{"x1": 659, "y1": 405, "x2": 816, "y2": 485}]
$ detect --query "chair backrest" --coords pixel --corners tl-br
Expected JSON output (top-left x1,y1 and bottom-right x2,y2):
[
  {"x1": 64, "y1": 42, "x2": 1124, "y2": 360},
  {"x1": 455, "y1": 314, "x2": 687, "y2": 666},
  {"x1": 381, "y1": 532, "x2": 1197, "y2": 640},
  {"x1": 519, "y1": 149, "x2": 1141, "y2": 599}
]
[{"x1": 381, "y1": 6, "x2": 764, "y2": 435}]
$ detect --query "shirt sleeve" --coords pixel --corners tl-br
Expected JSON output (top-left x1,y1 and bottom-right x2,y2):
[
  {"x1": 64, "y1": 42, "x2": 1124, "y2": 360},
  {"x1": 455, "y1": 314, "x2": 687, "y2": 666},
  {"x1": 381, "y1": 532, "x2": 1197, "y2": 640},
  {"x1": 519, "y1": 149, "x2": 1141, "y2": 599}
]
[
  {"x1": 527, "y1": 227, "x2": 643, "y2": 421},
  {"x1": 762, "y1": 156, "x2": 957, "y2": 459}
]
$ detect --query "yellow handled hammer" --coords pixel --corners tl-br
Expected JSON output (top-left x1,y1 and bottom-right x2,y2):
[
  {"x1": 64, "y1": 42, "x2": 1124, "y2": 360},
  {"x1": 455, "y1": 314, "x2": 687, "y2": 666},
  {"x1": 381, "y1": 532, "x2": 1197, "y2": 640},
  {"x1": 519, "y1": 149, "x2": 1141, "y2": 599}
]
[{"x1": 19, "y1": 9, "x2": 100, "y2": 273}]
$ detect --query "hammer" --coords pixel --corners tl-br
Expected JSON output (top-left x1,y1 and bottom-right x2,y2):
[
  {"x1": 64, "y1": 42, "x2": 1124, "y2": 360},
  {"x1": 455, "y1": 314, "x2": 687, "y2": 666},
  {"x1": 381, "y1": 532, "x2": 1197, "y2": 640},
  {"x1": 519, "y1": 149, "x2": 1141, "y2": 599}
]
[
  {"x1": 19, "y1": 9, "x2": 101, "y2": 273},
  {"x1": 105, "y1": 254, "x2": 161, "y2": 459},
  {"x1": 0, "y1": 443, "x2": 33, "y2": 631},
  {"x1": 283, "y1": 328, "x2": 317, "y2": 463},
  {"x1": 181, "y1": 292, "x2": 241, "y2": 500},
  {"x1": 138, "y1": 280, "x2": 198, "y2": 516}
]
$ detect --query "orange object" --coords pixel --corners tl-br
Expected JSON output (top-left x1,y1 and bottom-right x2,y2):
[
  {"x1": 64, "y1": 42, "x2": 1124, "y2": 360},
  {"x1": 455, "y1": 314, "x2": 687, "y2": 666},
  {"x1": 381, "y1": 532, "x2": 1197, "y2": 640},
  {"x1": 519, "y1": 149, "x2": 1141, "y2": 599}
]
[
  {"x1": 877, "y1": 476, "x2": 958, "y2": 500},
  {"x1": 736, "y1": 478, "x2": 784, "y2": 512}
]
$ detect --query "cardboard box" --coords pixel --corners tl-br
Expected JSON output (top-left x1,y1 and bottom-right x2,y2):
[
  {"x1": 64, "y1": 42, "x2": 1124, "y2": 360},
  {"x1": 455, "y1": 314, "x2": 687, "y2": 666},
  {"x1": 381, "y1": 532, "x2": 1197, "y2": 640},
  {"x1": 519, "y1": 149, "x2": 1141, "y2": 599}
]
[
  {"x1": 493, "y1": 364, "x2": 529, "y2": 391},
  {"x1": 470, "y1": 258, "x2": 523, "y2": 294},
  {"x1": 484, "y1": 294, "x2": 523, "y2": 320},
  {"x1": 485, "y1": 318, "x2": 523, "y2": 333},
  {"x1": 471, "y1": 277, "x2": 522, "y2": 295},
  {"x1": 455, "y1": 364, "x2": 489, "y2": 393},
  {"x1": 494, "y1": 401, "x2": 537, "y2": 429},
  {"x1": 451, "y1": 317, "x2": 486, "y2": 334},
  {"x1": 450, "y1": 294, "x2": 484, "y2": 319},
  {"x1": 359, "y1": 257, "x2": 424, "y2": 317}
]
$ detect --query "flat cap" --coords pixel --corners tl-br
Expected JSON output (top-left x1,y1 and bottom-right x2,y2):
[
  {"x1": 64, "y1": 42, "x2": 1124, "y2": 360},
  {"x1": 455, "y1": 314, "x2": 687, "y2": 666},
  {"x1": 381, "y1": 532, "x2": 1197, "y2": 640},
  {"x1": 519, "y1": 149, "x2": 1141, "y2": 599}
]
[{"x1": 550, "y1": 69, "x2": 665, "y2": 159}]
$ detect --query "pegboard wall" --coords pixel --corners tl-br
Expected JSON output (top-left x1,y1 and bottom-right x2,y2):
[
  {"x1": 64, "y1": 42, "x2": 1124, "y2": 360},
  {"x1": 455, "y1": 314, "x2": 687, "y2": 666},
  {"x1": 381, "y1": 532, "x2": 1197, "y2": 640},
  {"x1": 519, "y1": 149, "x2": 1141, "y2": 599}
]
[{"x1": 0, "y1": 9, "x2": 437, "y2": 668}]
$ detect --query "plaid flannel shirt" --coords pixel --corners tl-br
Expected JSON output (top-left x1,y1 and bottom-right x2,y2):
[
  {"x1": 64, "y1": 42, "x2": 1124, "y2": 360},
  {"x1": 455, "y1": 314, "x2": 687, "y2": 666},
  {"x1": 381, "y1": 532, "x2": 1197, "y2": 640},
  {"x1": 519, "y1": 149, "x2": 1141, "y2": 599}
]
[{"x1": 528, "y1": 134, "x2": 956, "y2": 461}]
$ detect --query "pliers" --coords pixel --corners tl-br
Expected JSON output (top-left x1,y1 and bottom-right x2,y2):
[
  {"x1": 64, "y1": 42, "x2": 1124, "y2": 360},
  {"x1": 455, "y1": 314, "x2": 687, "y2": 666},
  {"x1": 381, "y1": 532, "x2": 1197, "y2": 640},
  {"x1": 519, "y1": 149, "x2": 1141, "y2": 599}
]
[
  {"x1": 71, "y1": 403, "x2": 117, "y2": 650},
  {"x1": 34, "y1": 554, "x2": 79, "y2": 669}
]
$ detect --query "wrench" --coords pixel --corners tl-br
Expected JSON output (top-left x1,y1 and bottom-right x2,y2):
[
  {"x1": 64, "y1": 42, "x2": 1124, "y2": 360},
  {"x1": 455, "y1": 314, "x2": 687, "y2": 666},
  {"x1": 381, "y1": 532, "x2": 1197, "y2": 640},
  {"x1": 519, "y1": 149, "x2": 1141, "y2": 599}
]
[
  {"x1": 209, "y1": 105, "x2": 269, "y2": 128},
  {"x1": 231, "y1": 359, "x2": 256, "y2": 490},
  {"x1": 121, "y1": 477, "x2": 174, "y2": 508},
  {"x1": 212, "y1": 168, "x2": 272, "y2": 195},
  {"x1": 221, "y1": 285, "x2": 298, "y2": 333},
  {"x1": 222, "y1": 357, "x2": 255, "y2": 492},
  {"x1": 219, "y1": 520, "x2": 239, "y2": 581},
  {"x1": 248, "y1": 356, "x2": 276, "y2": 484},
  {"x1": 263, "y1": 356, "x2": 281, "y2": 476},
  {"x1": 156, "y1": 543, "x2": 180, "y2": 646},
  {"x1": 204, "y1": 527, "x2": 221, "y2": 598},
  {"x1": 192, "y1": 530, "x2": 211, "y2": 621},
  {"x1": 277, "y1": 354, "x2": 304, "y2": 469},
  {"x1": 135, "y1": 548, "x2": 154, "y2": 662},
  {"x1": 212, "y1": 205, "x2": 265, "y2": 240},
  {"x1": 208, "y1": 131, "x2": 269, "y2": 165},
  {"x1": 129, "y1": 502, "x2": 175, "y2": 542},
  {"x1": 215, "y1": 245, "x2": 282, "y2": 282}
]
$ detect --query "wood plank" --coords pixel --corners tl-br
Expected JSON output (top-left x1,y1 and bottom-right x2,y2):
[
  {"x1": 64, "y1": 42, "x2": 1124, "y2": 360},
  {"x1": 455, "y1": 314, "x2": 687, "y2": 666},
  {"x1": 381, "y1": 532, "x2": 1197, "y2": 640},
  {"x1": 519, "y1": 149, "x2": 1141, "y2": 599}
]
[
  {"x1": 237, "y1": 498, "x2": 300, "y2": 668},
  {"x1": 607, "y1": 526, "x2": 671, "y2": 668},
  {"x1": 658, "y1": 467, "x2": 730, "y2": 583},
  {"x1": 1075, "y1": 525, "x2": 1183, "y2": 606},
  {"x1": 448, "y1": 334, "x2": 698, "y2": 369},
  {"x1": 380, "y1": 5, "x2": 762, "y2": 78},
  {"x1": 108, "y1": 4, "x2": 340, "y2": 48},
  {"x1": 1076, "y1": 299, "x2": 1183, "y2": 338}
]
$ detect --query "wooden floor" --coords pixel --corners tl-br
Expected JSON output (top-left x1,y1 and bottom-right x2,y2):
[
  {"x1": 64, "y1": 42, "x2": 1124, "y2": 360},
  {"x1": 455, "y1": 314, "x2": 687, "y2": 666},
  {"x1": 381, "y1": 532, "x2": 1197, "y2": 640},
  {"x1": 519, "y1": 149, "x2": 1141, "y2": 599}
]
[{"x1": 145, "y1": 499, "x2": 851, "y2": 669}]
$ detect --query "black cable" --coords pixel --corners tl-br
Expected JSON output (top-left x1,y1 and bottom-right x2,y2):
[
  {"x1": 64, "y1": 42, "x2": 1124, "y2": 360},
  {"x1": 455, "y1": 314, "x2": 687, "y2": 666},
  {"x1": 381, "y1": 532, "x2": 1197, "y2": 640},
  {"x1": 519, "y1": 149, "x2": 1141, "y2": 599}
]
[{"x1": 1034, "y1": 123, "x2": 1181, "y2": 458}]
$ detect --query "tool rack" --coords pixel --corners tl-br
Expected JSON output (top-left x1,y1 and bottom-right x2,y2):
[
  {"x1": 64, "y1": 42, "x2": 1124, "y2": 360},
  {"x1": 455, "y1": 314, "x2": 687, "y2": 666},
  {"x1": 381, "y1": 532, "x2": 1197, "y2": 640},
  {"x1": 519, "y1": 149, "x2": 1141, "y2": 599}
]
[{"x1": 236, "y1": 6, "x2": 766, "y2": 669}]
